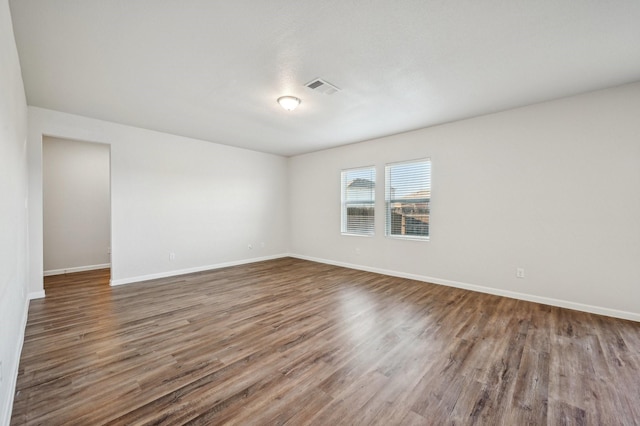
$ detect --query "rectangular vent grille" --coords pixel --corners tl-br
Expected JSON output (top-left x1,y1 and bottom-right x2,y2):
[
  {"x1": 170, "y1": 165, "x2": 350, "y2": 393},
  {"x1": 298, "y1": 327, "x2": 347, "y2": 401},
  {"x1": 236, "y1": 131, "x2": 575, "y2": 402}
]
[{"x1": 305, "y1": 78, "x2": 340, "y2": 95}]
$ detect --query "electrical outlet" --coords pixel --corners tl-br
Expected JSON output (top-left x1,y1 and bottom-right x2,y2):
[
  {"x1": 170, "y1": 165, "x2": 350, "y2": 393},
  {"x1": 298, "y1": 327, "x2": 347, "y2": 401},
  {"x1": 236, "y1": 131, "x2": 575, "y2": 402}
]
[
  {"x1": 516, "y1": 268, "x2": 525, "y2": 278},
  {"x1": 169, "y1": 252, "x2": 176, "y2": 261}
]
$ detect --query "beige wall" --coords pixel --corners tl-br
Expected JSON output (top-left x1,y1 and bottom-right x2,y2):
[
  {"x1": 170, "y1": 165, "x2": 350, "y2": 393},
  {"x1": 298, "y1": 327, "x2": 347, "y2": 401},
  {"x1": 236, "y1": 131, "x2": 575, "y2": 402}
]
[
  {"x1": 28, "y1": 107, "x2": 290, "y2": 290},
  {"x1": 0, "y1": 0, "x2": 29, "y2": 422},
  {"x1": 289, "y1": 82, "x2": 640, "y2": 320}
]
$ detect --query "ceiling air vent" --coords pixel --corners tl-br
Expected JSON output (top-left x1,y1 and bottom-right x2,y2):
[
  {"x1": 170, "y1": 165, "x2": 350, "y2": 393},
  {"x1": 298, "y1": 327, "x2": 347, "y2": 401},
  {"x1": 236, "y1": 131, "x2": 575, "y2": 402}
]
[{"x1": 304, "y1": 78, "x2": 340, "y2": 95}]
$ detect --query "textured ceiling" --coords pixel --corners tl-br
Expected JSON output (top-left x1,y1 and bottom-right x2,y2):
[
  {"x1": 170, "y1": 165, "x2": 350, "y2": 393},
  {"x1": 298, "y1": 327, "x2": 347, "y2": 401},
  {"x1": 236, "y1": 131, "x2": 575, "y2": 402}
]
[{"x1": 9, "y1": 0, "x2": 640, "y2": 156}]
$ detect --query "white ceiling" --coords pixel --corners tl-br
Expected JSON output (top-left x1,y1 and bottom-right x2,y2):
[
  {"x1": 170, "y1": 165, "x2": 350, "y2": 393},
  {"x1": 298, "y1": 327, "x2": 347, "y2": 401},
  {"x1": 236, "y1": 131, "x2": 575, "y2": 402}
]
[{"x1": 9, "y1": 0, "x2": 640, "y2": 156}]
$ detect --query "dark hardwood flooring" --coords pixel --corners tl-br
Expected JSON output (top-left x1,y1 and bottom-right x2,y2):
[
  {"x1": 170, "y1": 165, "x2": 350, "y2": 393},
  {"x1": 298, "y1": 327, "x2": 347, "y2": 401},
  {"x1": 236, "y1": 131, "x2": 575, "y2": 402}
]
[{"x1": 11, "y1": 257, "x2": 640, "y2": 425}]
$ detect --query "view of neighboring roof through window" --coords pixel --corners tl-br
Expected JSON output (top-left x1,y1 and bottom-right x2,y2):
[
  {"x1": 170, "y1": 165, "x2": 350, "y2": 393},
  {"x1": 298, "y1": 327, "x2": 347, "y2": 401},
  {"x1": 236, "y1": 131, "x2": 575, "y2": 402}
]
[
  {"x1": 385, "y1": 159, "x2": 431, "y2": 240},
  {"x1": 341, "y1": 167, "x2": 376, "y2": 236}
]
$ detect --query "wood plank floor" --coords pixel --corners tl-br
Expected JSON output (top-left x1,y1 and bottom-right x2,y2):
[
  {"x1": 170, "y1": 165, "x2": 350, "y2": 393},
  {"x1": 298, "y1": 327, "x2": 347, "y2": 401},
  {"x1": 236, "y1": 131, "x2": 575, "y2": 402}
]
[{"x1": 11, "y1": 257, "x2": 640, "y2": 425}]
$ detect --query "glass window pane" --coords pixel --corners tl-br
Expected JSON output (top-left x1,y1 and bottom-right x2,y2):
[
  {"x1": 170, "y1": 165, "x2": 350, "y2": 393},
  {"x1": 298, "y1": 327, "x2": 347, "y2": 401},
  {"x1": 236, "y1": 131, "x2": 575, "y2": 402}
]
[
  {"x1": 385, "y1": 159, "x2": 430, "y2": 239},
  {"x1": 341, "y1": 167, "x2": 376, "y2": 235}
]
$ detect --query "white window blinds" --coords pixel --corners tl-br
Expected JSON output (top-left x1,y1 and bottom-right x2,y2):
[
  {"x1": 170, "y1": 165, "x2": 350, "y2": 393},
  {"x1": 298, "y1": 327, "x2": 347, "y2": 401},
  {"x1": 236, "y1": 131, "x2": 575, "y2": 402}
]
[
  {"x1": 341, "y1": 167, "x2": 376, "y2": 235},
  {"x1": 385, "y1": 159, "x2": 431, "y2": 239}
]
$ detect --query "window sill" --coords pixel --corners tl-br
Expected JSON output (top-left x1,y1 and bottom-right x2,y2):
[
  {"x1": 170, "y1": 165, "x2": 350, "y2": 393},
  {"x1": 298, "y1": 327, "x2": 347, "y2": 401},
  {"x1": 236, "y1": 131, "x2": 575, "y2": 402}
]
[{"x1": 385, "y1": 235, "x2": 429, "y2": 242}]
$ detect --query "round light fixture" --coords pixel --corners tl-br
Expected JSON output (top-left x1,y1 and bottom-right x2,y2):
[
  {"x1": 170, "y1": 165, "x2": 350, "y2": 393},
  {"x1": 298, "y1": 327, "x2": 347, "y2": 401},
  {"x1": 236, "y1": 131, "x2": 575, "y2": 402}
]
[{"x1": 277, "y1": 96, "x2": 301, "y2": 111}]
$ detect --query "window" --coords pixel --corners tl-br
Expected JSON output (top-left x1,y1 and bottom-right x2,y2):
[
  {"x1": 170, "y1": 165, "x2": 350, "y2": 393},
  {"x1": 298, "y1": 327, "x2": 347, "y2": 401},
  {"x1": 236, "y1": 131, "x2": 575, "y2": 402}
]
[
  {"x1": 385, "y1": 159, "x2": 431, "y2": 239},
  {"x1": 341, "y1": 167, "x2": 376, "y2": 235}
]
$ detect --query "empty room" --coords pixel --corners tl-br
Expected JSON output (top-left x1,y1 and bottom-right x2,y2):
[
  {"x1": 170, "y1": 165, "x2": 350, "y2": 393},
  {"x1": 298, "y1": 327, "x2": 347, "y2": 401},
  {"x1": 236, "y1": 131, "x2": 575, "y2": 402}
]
[{"x1": 1, "y1": 0, "x2": 640, "y2": 425}]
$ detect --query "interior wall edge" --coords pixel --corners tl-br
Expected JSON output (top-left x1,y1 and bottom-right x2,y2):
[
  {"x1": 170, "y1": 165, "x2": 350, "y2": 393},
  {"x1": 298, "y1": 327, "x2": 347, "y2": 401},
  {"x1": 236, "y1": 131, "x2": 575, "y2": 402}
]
[{"x1": 1, "y1": 296, "x2": 30, "y2": 426}]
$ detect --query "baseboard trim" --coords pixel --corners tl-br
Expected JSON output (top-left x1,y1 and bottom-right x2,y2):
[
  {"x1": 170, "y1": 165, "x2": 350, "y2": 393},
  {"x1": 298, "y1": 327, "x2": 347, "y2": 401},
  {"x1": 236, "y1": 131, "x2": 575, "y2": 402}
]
[
  {"x1": 28, "y1": 290, "x2": 46, "y2": 300},
  {"x1": 44, "y1": 263, "x2": 111, "y2": 276},
  {"x1": 110, "y1": 254, "x2": 289, "y2": 287},
  {"x1": 2, "y1": 296, "x2": 30, "y2": 426},
  {"x1": 289, "y1": 254, "x2": 640, "y2": 323}
]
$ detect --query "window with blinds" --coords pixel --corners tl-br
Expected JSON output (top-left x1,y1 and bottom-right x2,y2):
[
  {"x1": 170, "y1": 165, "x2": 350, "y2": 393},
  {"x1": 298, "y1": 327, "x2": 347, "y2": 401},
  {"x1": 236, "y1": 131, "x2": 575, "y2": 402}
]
[
  {"x1": 341, "y1": 167, "x2": 376, "y2": 236},
  {"x1": 385, "y1": 159, "x2": 431, "y2": 239}
]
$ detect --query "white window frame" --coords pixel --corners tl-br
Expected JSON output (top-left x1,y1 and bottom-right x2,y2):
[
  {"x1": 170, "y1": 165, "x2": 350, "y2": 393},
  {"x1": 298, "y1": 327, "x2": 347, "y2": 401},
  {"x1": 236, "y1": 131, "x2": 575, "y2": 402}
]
[
  {"x1": 341, "y1": 166, "x2": 376, "y2": 236},
  {"x1": 385, "y1": 158, "x2": 431, "y2": 241}
]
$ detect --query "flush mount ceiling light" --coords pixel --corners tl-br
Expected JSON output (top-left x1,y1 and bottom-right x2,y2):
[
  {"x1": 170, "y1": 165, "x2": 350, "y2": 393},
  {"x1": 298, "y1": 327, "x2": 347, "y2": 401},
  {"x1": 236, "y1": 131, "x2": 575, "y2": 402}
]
[{"x1": 277, "y1": 96, "x2": 301, "y2": 111}]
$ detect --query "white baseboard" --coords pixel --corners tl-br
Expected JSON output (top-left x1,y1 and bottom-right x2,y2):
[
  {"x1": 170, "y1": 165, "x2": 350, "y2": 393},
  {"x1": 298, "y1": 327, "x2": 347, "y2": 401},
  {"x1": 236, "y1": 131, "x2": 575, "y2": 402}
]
[
  {"x1": 28, "y1": 290, "x2": 46, "y2": 300},
  {"x1": 110, "y1": 254, "x2": 288, "y2": 287},
  {"x1": 44, "y1": 263, "x2": 111, "y2": 276},
  {"x1": 289, "y1": 254, "x2": 640, "y2": 323},
  {"x1": 1, "y1": 296, "x2": 30, "y2": 426}
]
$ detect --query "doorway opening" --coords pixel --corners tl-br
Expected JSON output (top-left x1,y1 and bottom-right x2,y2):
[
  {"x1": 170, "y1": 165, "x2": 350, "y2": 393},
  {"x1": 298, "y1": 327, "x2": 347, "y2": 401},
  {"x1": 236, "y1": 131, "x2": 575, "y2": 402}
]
[{"x1": 42, "y1": 136, "x2": 111, "y2": 291}]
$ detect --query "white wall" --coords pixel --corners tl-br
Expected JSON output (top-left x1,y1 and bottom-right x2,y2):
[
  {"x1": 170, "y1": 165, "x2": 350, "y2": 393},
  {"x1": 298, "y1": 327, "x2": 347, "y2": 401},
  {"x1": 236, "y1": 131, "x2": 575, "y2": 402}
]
[
  {"x1": 43, "y1": 137, "x2": 110, "y2": 274},
  {"x1": 28, "y1": 107, "x2": 289, "y2": 291},
  {"x1": 289, "y1": 82, "x2": 640, "y2": 321},
  {"x1": 0, "y1": 0, "x2": 29, "y2": 423}
]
